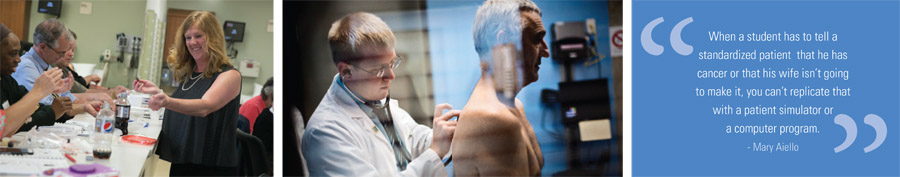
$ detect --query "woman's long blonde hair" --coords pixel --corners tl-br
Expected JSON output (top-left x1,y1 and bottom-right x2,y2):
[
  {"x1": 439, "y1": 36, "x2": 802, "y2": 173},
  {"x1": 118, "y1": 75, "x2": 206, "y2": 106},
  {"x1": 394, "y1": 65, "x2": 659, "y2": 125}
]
[{"x1": 167, "y1": 11, "x2": 232, "y2": 82}]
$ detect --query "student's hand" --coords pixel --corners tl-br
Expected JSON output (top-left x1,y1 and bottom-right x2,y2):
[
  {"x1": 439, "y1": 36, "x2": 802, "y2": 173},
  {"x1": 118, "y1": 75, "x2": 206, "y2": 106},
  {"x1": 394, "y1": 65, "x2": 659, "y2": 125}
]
[
  {"x1": 133, "y1": 79, "x2": 160, "y2": 95},
  {"x1": 112, "y1": 86, "x2": 129, "y2": 94},
  {"x1": 431, "y1": 103, "x2": 461, "y2": 158},
  {"x1": 60, "y1": 69, "x2": 74, "y2": 93},
  {"x1": 34, "y1": 68, "x2": 65, "y2": 96},
  {"x1": 85, "y1": 101, "x2": 103, "y2": 117},
  {"x1": 148, "y1": 92, "x2": 168, "y2": 111},
  {"x1": 51, "y1": 96, "x2": 73, "y2": 119},
  {"x1": 103, "y1": 86, "x2": 129, "y2": 99},
  {"x1": 84, "y1": 74, "x2": 102, "y2": 84}
]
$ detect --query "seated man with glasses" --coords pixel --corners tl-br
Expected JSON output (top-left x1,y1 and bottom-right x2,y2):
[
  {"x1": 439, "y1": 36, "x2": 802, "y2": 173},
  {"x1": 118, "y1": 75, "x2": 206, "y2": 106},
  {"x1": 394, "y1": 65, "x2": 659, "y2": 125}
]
[
  {"x1": 302, "y1": 12, "x2": 460, "y2": 176},
  {"x1": 12, "y1": 18, "x2": 104, "y2": 124}
]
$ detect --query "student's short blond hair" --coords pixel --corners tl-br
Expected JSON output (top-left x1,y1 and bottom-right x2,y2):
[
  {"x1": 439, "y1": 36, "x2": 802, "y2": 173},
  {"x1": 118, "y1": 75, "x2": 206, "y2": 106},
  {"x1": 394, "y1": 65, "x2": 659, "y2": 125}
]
[{"x1": 327, "y1": 12, "x2": 395, "y2": 65}]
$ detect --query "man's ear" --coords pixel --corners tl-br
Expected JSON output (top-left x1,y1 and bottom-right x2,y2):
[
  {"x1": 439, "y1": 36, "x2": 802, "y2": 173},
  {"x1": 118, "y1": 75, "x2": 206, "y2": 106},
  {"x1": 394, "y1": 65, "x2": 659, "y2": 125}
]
[
  {"x1": 36, "y1": 43, "x2": 46, "y2": 51},
  {"x1": 337, "y1": 61, "x2": 352, "y2": 78}
]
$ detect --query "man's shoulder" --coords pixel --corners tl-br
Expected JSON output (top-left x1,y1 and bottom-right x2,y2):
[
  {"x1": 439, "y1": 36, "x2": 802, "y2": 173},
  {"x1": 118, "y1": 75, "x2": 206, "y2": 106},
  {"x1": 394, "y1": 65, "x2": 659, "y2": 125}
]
[
  {"x1": 11, "y1": 58, "x2": 39, "y2": 79},
  {"x1": 452, "y1": 102, "x2": 530, "y2": 174},
  {"x1": 11, "y1": 61, "x2": 39, "y2": 88},
  {"x1": 307, "y1": 110, "x2": 342, "y2": 130},
  {"x1": 459, "y1": 105, "x2": 523, "y2": 134},
  {"x1": 249, "y1": 95, "x2": 264, "y2": 102},
  {"x1": 17, "y1": 55, "x2": 37, "y2": 68},
  {"x1": 302, "y1": 108, "x2": 368, "y2": 153},
  {"x1": 306, "y1": 103, "x2": 356, "y2": 133},
  {"x1": 1, "y1": 75, "x2": 18, "y2": 85},
  {"x1": 239, "y1": 96, "x2": 265, "y2": 114},
  {"x1": 302, "y1": 115, "x2": 349, "y2": 143}
]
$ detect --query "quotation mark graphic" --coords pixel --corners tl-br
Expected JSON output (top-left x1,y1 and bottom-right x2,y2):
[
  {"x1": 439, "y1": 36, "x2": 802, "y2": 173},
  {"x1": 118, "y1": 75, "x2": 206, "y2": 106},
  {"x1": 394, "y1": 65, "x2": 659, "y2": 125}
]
[
  {"x1": 834, "y1": 114, "x2": 887, "y2": 153},
  {"x1": 641, "y1": 17, "x2": 694, "y2": 56}
]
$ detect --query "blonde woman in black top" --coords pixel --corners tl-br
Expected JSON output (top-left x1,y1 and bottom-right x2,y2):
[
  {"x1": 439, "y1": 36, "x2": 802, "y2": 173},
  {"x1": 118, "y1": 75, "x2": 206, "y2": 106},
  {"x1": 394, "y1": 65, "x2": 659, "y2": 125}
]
[{"x1": 133, "y1": 11, "x2": 242, "y2": 176}]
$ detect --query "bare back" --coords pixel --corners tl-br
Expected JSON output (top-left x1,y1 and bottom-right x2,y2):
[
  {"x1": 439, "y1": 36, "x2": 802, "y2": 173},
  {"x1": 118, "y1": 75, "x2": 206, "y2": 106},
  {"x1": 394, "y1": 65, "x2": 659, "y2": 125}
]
[{"x1": 452, "y1": 89, "x2": 543, "y2": 176}]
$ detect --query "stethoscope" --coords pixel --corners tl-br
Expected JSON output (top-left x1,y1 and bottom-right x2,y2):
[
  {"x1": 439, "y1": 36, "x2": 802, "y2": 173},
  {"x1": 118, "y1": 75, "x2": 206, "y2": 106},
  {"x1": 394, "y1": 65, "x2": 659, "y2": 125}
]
[
  {"x1": 378, "y1": 94, "x2": 456, "y2": 166},
  {"x1": 375, "y1": 94, "x2": 416, "y2": 170},
  {"x1": 343, "y1": 73, "x2": 419, "y2": 169},
  {"x1": 381, "y1": 94, "x2": 455, "y2": 167},
  {"x1": 383, "y1": 94, "x2": 394, "y2": 124}
]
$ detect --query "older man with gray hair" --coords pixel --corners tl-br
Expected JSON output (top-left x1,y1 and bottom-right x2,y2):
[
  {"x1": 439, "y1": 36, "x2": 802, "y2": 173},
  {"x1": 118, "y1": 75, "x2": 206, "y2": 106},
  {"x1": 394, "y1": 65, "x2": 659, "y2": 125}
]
[
  {"x1": 13, "y1": 18, "x2": 103, "y2": 121},
  {"x1": 451, "y1": 0, "x2": 549, "y2": 175},
  {"x1": 302, "y1": 12, "x2": 460, "y2": 176}
]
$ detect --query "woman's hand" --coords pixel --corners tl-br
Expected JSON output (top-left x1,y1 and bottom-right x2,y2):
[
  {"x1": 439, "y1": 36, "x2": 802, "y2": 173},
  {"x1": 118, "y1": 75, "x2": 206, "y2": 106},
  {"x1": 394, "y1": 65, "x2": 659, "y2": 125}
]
[
  {"x1": 148, "y1": 92, "x2": 169, "y2": 111},
  {"x1": 34, "y1": 68, "x2": 65, "y2": 96},
  {"x1": 133, "y1": 79, "x2": 161, "y2": 95}
]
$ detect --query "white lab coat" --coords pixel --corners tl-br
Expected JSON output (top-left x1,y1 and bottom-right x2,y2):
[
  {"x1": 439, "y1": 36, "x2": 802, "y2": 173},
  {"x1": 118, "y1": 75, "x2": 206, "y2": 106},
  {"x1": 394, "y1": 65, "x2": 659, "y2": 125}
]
[{"x1": 302, "y1": 74, "x2": 446, "y2": 177}]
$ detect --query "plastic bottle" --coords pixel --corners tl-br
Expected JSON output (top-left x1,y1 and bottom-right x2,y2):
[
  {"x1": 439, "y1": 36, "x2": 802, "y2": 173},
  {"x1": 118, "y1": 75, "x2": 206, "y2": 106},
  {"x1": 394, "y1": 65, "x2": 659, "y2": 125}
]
[
  {"x1": 114, "y1": 92, "x2": 131, "y2": 135},
  {"x1": 93, "y1": 102, "x2": 114, "y2": 159}
]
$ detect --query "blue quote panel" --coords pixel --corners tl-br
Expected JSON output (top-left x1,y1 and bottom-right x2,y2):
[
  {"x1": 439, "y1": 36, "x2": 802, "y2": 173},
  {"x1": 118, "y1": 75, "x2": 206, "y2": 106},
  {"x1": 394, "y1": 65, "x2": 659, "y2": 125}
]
[{"x1": 633, "y1": 1, "x2": 900, "y2": 176}]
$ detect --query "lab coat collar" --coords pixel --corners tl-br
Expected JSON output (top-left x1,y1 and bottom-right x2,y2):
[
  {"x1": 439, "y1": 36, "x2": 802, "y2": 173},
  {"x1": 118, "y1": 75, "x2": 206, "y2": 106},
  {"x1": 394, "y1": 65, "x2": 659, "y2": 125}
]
[
  {"x1": 337, "y1": 73, "x2": 387, "y2": 105},
  {"x1": 328, "y1": 74, "x2": 368, "y2": 119},
  {"x1": 328, "y1": 74, "x2": 391, "y2": 145}
]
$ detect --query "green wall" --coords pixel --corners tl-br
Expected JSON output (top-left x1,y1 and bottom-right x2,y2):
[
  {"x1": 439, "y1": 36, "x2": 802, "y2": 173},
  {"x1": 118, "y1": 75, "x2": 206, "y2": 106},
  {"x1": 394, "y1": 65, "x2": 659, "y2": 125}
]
[
  {"x1": 28, "y1": 0, "x2": 274, "y2": 96},
  {"x1": 29, "y1": 0, "x2": 146, "y2": 89},
  {"x1": 167, "y1": 0, "x2": 274, "y2": 95}
]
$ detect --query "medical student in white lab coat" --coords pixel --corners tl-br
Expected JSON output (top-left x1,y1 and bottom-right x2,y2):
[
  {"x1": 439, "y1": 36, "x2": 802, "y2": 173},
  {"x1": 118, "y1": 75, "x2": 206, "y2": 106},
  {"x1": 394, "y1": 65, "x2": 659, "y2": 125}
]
[{"x1": 301, "y1": 12, "x2": 461, "y2": 177}]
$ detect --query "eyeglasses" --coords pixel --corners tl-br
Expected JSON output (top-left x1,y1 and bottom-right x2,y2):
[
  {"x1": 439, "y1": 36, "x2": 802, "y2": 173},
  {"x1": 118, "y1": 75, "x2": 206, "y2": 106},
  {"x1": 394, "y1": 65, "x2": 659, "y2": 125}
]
[
  {"x1": 45, "y1": 43, "x2": 68, "y2": 56},
  {"x1": 353, "y1": 55, "x2": 402, "y2": 78}
]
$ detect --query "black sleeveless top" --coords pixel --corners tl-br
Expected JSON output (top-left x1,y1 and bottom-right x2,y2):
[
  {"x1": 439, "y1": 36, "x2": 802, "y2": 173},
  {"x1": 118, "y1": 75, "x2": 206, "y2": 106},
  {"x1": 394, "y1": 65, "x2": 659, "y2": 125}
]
[{"x1": 156, "y1": 66, "x2": 240, "y2": 166}]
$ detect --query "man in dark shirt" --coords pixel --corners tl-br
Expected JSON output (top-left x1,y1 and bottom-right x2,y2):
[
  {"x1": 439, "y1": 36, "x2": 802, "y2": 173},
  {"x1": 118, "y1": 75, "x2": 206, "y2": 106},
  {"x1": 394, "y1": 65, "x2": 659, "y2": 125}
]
[
  {"x1": 252, "y1": 80, "x2": 274, "y2": 161},
  {"x1": 253, "y1": 107, "x2": 273, "y2": 158},
  {"x1": 1, "y1": 22, "x2": 70, "y2": 135}
]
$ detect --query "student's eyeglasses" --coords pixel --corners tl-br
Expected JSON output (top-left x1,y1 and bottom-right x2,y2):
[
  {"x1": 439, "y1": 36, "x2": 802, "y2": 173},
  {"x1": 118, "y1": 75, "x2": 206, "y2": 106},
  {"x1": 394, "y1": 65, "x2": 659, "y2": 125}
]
[
  {"x1": 354, "y1": 55, "x2": 402, "y2": 78},
  {"x1": 45, "y1": 43, "x2": 68, "y2": 56}
]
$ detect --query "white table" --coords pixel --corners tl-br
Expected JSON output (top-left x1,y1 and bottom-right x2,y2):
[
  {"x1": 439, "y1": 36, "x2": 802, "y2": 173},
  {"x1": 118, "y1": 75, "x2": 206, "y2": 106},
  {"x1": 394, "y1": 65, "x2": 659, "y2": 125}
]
[
  {"x1": 71, "y1": 109, "x2": 163, "y2": 177},
  {"x1": 7, "y1": 94, "x2": 164, "y2": 177}
]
